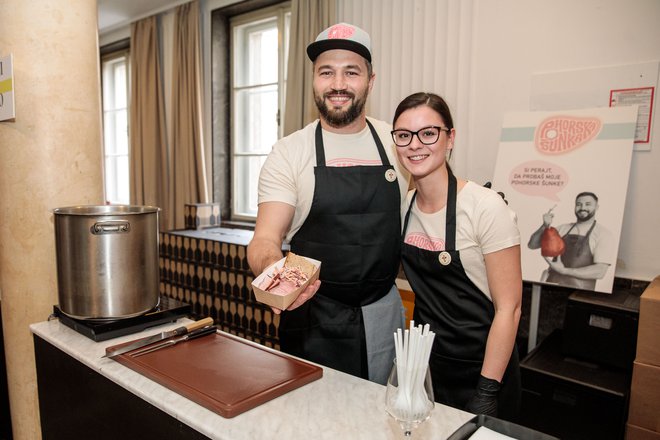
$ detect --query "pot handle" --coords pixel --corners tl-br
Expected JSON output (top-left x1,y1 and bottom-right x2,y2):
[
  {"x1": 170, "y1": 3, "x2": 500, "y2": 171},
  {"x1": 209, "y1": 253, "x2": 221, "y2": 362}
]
[{"x1": 91, "y1": 221, "x2": 131, "y2": 234}]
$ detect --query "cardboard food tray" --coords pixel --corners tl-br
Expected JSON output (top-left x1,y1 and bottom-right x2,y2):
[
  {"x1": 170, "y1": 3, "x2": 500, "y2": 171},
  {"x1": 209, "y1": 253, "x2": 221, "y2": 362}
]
[
  {"x1": 251, "y1": 255, "x2": 321, "y2": 310},
  {"x1": 446, "y1": 414, "x2": 559, "y2": 440},
  {"x1": 107, "y1": 331, "x2": 323, "y2": 418}
]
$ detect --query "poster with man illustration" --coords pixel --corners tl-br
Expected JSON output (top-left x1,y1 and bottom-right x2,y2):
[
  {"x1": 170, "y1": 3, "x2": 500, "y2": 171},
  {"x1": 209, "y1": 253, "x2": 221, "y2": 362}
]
[{"x1": 491, "y1": 106, "x2": 638, "y2": 293}]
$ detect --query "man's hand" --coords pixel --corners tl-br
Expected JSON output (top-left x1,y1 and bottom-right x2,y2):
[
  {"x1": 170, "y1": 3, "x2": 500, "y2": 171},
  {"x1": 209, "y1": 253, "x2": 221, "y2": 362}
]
[
  {"x1": 483, "y1": 181, "x2": 507, "y2": 205},
  {"x1": 542, "y1": 212, "x2": 554, "y2": 227},
  {"x1": 269, "y1": 279, "x2": 322, "y2": 315},
  {"x1": 544, "y1": 256, "x2": 567, "y2": 274},
  {"x1": 542, "y1": 205, "x2": 556, "y2": 227}
]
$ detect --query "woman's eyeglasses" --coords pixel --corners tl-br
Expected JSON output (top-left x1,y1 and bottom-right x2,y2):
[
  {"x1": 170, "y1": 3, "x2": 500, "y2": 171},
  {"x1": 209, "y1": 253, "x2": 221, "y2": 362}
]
[{"x1": 391, "y1": 126, "x2": 449, "y2": 147}]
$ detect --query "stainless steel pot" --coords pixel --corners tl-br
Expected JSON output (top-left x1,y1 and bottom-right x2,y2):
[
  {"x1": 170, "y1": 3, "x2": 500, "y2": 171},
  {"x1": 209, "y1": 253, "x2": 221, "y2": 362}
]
[{"x1": 53, "y1": 205, "x2": 160, "y2": 319}]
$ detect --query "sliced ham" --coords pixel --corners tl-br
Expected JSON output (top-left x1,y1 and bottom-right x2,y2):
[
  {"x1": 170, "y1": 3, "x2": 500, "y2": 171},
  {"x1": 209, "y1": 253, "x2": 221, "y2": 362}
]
[{"x1": 259, "y1": 265, "x2": 309, "y2": 295}]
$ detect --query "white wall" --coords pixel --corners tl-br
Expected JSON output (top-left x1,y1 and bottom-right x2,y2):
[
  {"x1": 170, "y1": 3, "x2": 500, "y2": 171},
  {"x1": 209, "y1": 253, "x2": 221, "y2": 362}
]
[
  {"x1": 341, "y1": 0, "x2": 659, "y2": 280},
  {"x1": 102, "y1": 0, "x2": 660, "y2": 282},
  {"x1": 468, "y1": 0, "x2": 660, "y2": 281}
]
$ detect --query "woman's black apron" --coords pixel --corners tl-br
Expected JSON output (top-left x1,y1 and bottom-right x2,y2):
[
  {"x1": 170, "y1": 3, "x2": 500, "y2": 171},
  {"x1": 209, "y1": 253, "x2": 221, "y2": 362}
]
[
  {"x1": 279, "y1": 120, "x2": 401, "y2": 380},
  {"x1": 400, "y1": 170, "x2": 520, "y2": 421},
  {"x1": 547, "y1": 221, "x2": 597, "y2": 290}
]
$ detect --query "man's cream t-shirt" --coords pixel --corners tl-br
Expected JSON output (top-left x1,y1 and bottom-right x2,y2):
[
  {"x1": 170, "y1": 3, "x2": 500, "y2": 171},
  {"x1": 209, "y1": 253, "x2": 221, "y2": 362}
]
[{"x1": 258, "y1": 118, "x2": 410, "y2": 242}]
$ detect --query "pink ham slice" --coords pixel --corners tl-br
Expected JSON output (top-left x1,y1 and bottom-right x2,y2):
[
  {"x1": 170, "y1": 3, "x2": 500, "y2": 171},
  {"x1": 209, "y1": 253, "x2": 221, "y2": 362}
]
[{"x1": 259, "y1": 266, "x2": 309, "y2": 295}]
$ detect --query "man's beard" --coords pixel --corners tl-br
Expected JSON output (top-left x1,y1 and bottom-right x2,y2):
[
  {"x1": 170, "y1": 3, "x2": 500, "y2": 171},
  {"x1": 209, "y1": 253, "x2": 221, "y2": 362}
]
[
  {"x1": 314, "y1": 90, "x2": 368, "y2": 128},
  {"x1": 576, "y1": 210, "x2": 596, "y2": 222}
]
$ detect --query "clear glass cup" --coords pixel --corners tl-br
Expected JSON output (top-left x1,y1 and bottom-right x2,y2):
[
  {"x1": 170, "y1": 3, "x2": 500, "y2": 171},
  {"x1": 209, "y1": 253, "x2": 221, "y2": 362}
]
[{"x1": 385, "y1": 359, "x2": 435, "y2": 437}]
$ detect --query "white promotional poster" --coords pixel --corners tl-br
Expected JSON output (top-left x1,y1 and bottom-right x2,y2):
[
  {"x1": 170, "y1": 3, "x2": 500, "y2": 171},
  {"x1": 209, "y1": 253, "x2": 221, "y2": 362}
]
[
  {"x1": 492, "y1": 106, "x2": 638, "y2": 293},
  {"x1": 0, "y1": 54, "x2": 15, "y2": 122}
]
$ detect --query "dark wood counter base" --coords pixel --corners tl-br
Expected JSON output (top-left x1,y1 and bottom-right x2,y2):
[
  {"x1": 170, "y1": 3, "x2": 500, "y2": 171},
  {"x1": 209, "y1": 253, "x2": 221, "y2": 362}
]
[{"x1": 34, "y1": 335, "x2": 210, "y2": 440}]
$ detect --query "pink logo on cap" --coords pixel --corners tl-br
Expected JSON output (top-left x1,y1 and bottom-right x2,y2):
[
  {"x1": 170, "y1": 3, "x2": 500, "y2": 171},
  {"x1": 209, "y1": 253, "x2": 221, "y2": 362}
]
[{"x1": 328, "y1": 24, "x2": 355, "y2": 39}]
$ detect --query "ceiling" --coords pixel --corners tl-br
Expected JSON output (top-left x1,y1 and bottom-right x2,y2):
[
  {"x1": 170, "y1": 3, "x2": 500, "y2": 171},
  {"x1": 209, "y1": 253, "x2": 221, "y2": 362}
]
[{"x1": 97, "y1": 0, "x2": 183, "y2": 33}]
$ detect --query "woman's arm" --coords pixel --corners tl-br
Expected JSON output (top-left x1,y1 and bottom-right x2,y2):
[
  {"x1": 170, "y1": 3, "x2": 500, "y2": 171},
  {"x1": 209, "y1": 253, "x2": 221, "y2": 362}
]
[{"x1": 481, "y1": 244, "x2": 523, "y2": 381}]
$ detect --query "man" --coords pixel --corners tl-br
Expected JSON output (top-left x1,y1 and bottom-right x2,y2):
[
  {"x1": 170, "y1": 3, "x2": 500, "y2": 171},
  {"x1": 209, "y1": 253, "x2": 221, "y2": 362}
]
[
  {"x1": 247, "y1": 23, "x2": 409, "y2": 385},
  {"x1": 528, "y1": 192, "x2": 614, "y2": 290}
]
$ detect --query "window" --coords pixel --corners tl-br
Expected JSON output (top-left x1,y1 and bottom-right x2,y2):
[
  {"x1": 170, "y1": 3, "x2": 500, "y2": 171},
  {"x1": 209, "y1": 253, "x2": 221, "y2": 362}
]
[
  {"x1": 230, "y1": 6, "x2": 290, "y2": 219},
  {"x1": 101, "y1": 51, "x2": 130, "y2": 205}
]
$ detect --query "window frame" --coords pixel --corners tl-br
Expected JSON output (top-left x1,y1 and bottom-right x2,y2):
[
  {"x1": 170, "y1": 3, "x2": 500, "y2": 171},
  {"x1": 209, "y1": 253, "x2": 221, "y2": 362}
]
[
  {"x1": 100, "y1": 46, "x2": 131, "y2": 205},
  {"x1": 229, "y1": 3, "x2": 290, "y2": 221}
]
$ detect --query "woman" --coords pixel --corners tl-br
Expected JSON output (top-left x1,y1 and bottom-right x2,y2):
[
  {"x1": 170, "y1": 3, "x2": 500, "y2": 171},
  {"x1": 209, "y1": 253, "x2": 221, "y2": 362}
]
[{"x1": 392, "y1": 92, "x2": 522, "y2": 420}]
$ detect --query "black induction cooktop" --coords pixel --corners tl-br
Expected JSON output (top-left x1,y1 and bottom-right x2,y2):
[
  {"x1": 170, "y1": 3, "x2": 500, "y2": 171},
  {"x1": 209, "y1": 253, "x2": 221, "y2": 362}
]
[{"x1": 52, "y1": 295, "x2": 192, "y2": 342}]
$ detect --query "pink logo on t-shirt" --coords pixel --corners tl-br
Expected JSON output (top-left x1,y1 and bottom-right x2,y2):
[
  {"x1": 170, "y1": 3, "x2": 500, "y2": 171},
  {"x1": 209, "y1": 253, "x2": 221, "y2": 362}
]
[
  {"x1": 405, "y1": 233, "x2": 445, "y2": 251},
  {"x1": 534, "y1": 115, "x2": 602, "y2": 154},
  {"x1": 328, "y1": 24, "x2": 355, "y2": 39}
]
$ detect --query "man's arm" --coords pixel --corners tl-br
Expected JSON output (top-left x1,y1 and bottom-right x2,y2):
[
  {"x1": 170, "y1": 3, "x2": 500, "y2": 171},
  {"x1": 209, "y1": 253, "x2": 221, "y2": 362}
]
[
  {"x1": 543, "y1": 257, "x2": 609, "y2": 280},
  {"x1": 527, "y1": 225, "x2": 546, "y2": 249},
  {"x1": 247, "y1": 201, "x2": 321, "y2": 314},
  {"x1": 527, "y1": 210, "x2": 555, "y2": 249},
  {"x1": 247, "y1": 201, "x2": 295, "y2": 276}
]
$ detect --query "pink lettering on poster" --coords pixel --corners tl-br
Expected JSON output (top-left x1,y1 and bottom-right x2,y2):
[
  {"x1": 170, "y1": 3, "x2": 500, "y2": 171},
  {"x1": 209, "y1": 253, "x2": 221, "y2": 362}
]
[
  {"x1": 535, "y1": 116, "x2": 602, "y2": 154},
  {"x1": 509, "y1": 160, "x2": 568, "y2": 202}
]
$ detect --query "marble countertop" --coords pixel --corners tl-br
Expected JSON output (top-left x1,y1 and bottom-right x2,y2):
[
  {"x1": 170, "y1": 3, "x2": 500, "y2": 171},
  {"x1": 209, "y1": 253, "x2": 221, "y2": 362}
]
[{"x1": 30, "y1": 318, "x2": 473, "y2": 440}]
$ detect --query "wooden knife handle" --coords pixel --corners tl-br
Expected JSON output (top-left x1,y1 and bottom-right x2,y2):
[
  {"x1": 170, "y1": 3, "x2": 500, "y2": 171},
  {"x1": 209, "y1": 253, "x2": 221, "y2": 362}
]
[{"x1": 185, "y1": 317, "x2": 214, "y2": 332}]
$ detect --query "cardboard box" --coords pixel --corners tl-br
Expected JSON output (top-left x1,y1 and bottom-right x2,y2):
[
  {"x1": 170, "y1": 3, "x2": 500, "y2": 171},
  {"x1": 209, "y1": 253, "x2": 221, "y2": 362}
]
[
  {"x1": 627, "y1": 424, "x2": 660, "y2": 440},
  {"x1": 628, "y1": 361, "x2": 660, "y2": 432},
  {"x1": 637, "y1": 276, "x2": 660, "y2": 366},
  {"x1": 251, "y1": 255, "x2": 321, "y2": 310}
]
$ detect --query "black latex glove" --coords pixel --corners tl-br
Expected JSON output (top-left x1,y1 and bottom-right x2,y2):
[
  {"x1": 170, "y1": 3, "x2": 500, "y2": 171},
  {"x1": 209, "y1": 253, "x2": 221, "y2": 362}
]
[
  {"x1": 465, "y1": 375, "x2": 501, "y2": 417},
  {"x1": 483, "y1": 181, "x2": 508, "y2": 205}
]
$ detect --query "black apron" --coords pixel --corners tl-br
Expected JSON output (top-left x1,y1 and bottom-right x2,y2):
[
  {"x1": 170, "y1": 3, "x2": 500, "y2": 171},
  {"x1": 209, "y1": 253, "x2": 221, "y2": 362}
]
[
  {"x1": 547, "y1": 221, "x2": 597, "y2": 290},
  {"x1": 279, "y1": 120, "x2": 401, "y2": 379},
  {"x1": 400, "y1": 170, "x2": 520, "y2": 421}
]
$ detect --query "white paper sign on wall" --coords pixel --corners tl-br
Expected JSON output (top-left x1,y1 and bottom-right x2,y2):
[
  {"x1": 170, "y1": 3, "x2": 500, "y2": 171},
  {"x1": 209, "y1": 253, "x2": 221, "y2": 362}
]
[{"x1": 0, "y1": 54, "x2": 15, "y2": 122}]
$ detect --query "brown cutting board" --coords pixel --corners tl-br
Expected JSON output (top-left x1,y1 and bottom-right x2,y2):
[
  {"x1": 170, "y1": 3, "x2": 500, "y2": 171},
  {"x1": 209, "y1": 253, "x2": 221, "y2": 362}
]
[{"x1": 108, "y1": 331, "x2": 323, "y2": 418}]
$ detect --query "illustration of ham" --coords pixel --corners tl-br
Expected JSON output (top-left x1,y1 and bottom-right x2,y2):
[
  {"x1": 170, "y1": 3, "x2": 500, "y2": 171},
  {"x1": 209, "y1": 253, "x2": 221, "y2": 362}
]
[{"x1": 541, "y1": 227, "x2": 565, "y2": 257}]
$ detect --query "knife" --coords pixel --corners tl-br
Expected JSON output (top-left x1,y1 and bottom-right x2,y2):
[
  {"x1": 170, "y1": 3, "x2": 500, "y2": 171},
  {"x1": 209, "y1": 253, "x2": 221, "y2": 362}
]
[
  {"x1": 131, "y1": 325, "x2": 217, "y2": 357},
  {"x1": 102, "y1": 317, "x2": 214, "y2": 358}
]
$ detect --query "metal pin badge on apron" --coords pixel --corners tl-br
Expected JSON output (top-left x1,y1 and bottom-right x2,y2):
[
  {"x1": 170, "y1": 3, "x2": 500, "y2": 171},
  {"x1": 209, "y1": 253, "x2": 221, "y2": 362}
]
[
  {"x1": 438, "y1": 251, "x2": 451, "y2": 266},
  {"x1": 385, "y1": 169, "x2": 397, "y2": 182}
]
